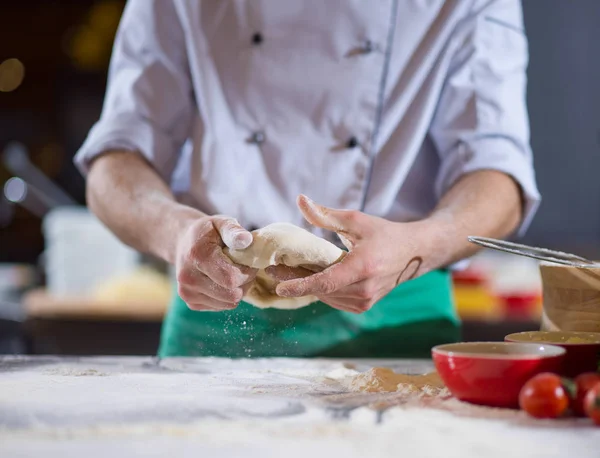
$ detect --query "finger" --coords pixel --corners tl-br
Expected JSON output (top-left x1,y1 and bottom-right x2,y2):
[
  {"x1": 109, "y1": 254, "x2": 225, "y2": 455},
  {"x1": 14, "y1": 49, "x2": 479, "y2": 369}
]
[
  {"x1": 200, "y1": 245, "x2": 257, "y2": 289},
  {"x1": 317, "y1": 297, "x2": 364, "y2": 314},
  {"x1": 264, "y1": 265, "x2": 313, "y2": 282},
  {"x1": 318, "y1": 278, "x2": 379, "y2": 300},
  {"x1": 241, "y1": 280, "x2": 254, "y2": 296},
  {"x1": 179, "y1": 288, "x2": 238, "y2": 311},
  {"x1": 212, "y1": 216, "x2": 253, "y2": 250},
  {"x1": 182, "y1": 272, "x2": 244, "y2": 303},
  {"x1": 297, "y1": 195, "x2": 360, "y2": 246},
  {"x1": 276, "y1": 253, "x2": 362, "y2": 297},
  {"x1": 186, "y1": 301, "x2": 237, "y2": 312},
  {"x1": 320, "y1": 294, "x2": 376, "y2": 314}
]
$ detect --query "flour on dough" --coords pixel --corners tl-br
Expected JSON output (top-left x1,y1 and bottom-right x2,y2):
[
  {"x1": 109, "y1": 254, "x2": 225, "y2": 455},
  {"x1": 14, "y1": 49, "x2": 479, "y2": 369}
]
[{"x1": 224, "y1": 222, "x2": 345, "y2": 309}]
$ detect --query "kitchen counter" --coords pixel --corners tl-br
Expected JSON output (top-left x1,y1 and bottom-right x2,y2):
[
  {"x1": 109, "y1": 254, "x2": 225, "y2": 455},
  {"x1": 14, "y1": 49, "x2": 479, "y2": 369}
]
[{"x1": 1, "y1": 356, "x2": 598, "y2": 457}]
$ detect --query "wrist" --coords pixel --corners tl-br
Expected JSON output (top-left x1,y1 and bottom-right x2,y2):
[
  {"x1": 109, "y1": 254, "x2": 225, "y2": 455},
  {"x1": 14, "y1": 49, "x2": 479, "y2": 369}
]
[
  {"x1": 156, "y1": 201, "x2": 206, "y2": 264},
  {"x1": 407, "y1": 216, "x2": 458, "y2": 273}
]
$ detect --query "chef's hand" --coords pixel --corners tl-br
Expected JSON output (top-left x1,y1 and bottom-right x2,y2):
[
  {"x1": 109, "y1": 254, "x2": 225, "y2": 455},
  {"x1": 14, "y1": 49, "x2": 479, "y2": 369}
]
[
  {"x1": 175, "y1": 216, "x2": 257, "y2": 311},
  {"x1": 267, "y1": 195, "x2": 439, "y2": 314}
]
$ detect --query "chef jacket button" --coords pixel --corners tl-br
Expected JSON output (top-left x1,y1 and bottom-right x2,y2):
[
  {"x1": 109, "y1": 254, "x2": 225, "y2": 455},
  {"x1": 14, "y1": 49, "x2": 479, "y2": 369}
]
[
  {"x1": 357, "y1": 166, "x2": 366, "y2": 180},
  {"x1": 252, "y1": 32, "x2": 264, "y2": 45},
  {"x1": 248, "y1": 131, "x2": 266, "y2": 145},
  {"x1": 362, "y1": 40, "x2": 374, "y2": 53},
  {"x1": 346, "y1": 136, "x2": 359, "y2": 149}
]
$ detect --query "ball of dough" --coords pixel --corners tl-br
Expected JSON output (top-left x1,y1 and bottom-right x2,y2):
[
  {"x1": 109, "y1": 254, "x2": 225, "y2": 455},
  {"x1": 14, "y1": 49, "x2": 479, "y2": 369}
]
[{"x1": 224, "y1": 223, "x2": 345, "y2": 309}]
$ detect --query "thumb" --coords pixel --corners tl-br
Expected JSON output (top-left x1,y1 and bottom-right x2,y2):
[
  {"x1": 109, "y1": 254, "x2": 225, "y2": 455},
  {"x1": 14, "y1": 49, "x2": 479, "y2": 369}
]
[
  {"x1": 297, "y1": 195, "x2": 360, "y2": 248},
  {"x1": 212, "y1": 216, "x2": 253, "y2": 250},
  {"x1": 296, "y1": 194, "x2": 358, "y2": 235}
]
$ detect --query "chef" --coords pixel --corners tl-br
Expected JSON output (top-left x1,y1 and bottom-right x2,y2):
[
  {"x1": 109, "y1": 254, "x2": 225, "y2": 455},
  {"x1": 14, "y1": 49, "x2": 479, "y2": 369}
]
[{"x1": 75, "y1": 0, "x2": 540, "y2": 358}]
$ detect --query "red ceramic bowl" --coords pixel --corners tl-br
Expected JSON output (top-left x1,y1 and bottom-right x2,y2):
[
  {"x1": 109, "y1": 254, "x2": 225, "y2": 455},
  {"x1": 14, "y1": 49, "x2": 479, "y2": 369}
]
[
  {"x1": 432, "y1": 342, "x2": 566, "y2": 408},
  {"x1": 505, "y1": 331, "x2": 600, "y2": 377}
]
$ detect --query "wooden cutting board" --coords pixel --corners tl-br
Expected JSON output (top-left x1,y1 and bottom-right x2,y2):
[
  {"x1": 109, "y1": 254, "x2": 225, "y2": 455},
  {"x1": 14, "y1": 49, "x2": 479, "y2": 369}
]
[{"x1": 23, "y1": 289, "x2": 167, "y2": 322}]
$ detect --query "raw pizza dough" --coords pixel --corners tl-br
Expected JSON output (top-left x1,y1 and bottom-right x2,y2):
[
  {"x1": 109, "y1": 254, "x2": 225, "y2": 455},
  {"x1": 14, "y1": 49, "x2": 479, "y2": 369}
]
[{"x1": 224, "y1": 222, "x2": 345, "y2": 309}]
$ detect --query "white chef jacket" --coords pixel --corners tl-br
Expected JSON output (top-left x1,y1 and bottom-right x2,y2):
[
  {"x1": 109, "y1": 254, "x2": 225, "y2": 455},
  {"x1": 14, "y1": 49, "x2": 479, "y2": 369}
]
[{"x1": 75, "y1": 0, "x2": 540, "y2": 242}]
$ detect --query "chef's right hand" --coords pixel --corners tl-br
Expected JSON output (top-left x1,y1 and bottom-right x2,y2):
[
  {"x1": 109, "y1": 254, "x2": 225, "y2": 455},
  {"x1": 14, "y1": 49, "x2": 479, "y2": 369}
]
[{"x1": 175, "y1": 216, "x2": 257, "y2": 311}]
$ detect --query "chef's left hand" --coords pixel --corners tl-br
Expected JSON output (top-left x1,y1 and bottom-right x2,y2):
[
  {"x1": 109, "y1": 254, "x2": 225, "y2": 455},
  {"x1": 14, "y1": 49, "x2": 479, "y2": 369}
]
[{"x1": 267, "y1": 195, "x2": 440, "y2": 314}]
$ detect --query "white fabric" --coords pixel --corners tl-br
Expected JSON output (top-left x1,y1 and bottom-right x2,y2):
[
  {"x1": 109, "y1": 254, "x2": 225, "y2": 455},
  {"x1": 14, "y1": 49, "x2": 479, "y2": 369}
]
[
  {"x1": 224, "y1": 223, "x2": 345, "y2": 310},
  {"x1": 75, "y1": 0, "x2": 540, "y2": 243}
]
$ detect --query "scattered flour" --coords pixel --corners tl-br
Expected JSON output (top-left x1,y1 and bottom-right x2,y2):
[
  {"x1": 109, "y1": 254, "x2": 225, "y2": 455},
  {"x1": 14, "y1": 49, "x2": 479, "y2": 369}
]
[
  {"x1": 327, "y1": 366, "x2": 449, "y2": 397},
  {"x1": 2, "y1": 357, "x2": 598, "y2": 458},
  {"x1": 44, "y1": 368, "x2": 108, "y2": 377}
]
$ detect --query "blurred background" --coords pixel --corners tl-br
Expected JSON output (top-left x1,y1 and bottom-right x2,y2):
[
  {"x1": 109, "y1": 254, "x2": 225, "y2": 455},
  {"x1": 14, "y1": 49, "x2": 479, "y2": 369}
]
[{"x1": 1, "y1": 0, "x2": 599, "y2": 355}]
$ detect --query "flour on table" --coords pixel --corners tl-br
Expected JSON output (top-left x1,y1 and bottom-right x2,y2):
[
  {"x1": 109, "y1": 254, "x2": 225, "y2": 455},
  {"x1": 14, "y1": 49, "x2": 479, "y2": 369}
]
[
  {"x1": 3, "y1": 357, "x2": 599, "y2": 458},
  {"x1": 225, "y1": 222, "x2": 345, "y2": 309},
  {"x1": 332, "y1": 367, "x2": 448, "y2": 396},
  {"x1": 43, "y1": 368, "x2": 108, "y2": 377}
]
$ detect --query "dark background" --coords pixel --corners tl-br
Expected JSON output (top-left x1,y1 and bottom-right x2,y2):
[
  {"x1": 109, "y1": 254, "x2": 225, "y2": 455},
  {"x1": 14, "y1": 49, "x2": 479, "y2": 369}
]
[{"x1": 1, "y1": 0, "x2": 599, "y2": 263}]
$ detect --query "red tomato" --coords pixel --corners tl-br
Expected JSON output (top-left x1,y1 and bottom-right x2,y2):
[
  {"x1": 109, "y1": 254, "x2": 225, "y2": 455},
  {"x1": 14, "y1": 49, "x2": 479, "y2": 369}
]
[
  {"x1": 584, "y1": 383, "x2": 600, "y2": 426},
  {"x1": 519, "y1": 373, "x2": 569, "y2": 419},
  {"x1": 573, "y1": 373, "x2": 600, "y2": 416}
]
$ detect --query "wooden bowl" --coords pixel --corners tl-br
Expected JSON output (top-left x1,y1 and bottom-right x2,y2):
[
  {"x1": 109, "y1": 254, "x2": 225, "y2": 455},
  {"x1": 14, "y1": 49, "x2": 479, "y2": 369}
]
[{"x1": 539, "y1": 263, "x2": 600, "y2": 333}]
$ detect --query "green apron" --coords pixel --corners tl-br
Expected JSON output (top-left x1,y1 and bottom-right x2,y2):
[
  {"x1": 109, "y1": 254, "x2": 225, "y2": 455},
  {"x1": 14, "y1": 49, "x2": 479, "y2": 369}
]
[{"x1": 158, "y1": 270, "x2": 460, "y2": 358}]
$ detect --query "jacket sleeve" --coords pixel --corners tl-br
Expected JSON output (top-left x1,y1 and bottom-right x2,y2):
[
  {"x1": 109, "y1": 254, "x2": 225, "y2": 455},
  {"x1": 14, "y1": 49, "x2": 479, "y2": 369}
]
[
  {"x1": 74, "y1": 0, "x2": 194, "y2": 183},
  {"x1": 429, "y1": 0, "x2": 540, "y2": 235}
]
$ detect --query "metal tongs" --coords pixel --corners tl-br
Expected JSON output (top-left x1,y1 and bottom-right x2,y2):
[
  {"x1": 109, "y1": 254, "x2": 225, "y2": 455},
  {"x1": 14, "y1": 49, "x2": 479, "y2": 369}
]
[{"x1": 468, "y1": 236, "x2": 600, "y2": 269}]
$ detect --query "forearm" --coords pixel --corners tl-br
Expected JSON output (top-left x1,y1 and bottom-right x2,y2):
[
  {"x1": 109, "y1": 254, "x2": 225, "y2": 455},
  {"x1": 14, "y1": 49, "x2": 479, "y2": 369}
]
[
  {"x1": 423, "y1": 170, "x2": 523, "y2": 268},
  {"x1": 86, "y1": 151, "x2": 206, "y2": 264}
]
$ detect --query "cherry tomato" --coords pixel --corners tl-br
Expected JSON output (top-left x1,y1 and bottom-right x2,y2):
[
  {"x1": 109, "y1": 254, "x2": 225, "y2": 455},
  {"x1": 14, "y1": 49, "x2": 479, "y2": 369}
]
[
  {"x1": 584, "y1": 383, "x2": 600, "y2": 426},
  {"x1": 573, "y1": 373, "x2": 600, "y2": 416},
  {"x1": 519, "y1": 373, "x2": 569, "y2": 419}
]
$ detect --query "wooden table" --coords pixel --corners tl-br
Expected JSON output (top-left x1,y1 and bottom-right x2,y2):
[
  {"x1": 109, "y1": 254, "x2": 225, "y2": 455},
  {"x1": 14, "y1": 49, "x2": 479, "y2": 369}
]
[
  {"x1": 21, "y1": 289, "x2": 166, "y2": 355},
  {"x1": 0, "y1": 356, "x2": 597, "y2": 458}
]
